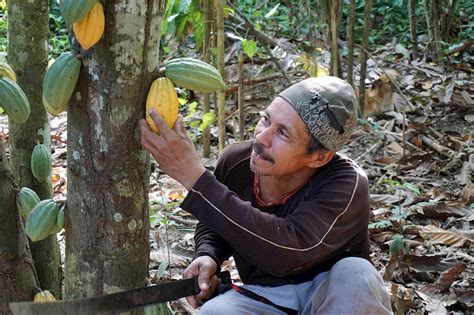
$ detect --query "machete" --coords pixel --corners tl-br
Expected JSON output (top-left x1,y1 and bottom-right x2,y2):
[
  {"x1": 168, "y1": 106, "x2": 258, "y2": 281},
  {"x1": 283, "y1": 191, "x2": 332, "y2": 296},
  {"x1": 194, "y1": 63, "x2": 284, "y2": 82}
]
[{"x1": 9, "y1": 271, "x2": 231, "y2": 315}]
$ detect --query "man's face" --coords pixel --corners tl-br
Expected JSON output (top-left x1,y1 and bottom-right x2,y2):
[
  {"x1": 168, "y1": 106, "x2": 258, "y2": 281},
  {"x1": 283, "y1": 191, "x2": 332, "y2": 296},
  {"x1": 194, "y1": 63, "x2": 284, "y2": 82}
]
[{"x1": 250, "y1": 97, "x2": 317, "y2": 176}]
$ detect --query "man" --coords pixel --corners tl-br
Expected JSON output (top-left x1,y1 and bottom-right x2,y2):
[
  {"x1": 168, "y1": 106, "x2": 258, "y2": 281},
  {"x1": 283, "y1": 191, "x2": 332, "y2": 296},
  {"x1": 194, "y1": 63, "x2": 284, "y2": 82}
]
[{"x1": 140, "y1": 76, "x2": 393, "y2": 314}]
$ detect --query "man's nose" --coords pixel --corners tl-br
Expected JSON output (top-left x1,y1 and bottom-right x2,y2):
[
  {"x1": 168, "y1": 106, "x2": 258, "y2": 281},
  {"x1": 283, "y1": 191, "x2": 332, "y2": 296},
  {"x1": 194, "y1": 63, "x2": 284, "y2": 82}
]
[{"x1": 255, "y1": 126, "x2": 272, "y2": 147}]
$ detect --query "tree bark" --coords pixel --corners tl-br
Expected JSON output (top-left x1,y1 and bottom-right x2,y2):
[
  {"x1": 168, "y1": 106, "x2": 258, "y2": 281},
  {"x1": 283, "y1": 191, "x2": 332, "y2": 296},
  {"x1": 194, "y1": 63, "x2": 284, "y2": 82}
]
[
  {"x1": 7, "y1": 0, "x2": 61, "y2": 297},
  {"x1": 441, "y1": 0, "x2": 457, "y2": 40},
  {"x1": 409, "y1": 0, "x2": 419, "y2": 60},
  {"x1": 215, "y1": 0, "x2": 226, "y2": 153},
  {"x1": 423, "y1": 0, "x2": 439, "y2": 58},
  {"x1": 347, "y1": 0, "x2": 356, "y2": 86},
  {"x1": 0, "y1": 140, "x2": 39, "y2": 315},
  {"x1": 431, "y1": 0, "x2": 442, "y2": 55},
  {"x1": 202, "y1": 0, "x2": 212, "y2": 158},
  {"x1": 358, "y1": 0, "x2": 372, "y2": 116},
  {"x1": 64, "y1": 0, "x2": 166, "y2": 298}
]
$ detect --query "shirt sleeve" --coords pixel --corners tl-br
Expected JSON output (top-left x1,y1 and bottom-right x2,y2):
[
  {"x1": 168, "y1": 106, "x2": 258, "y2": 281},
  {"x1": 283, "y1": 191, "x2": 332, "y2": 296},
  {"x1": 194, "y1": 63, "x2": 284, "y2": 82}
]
[{"x1": 181, "y1": 166, "x2": 370, "y2": 277}]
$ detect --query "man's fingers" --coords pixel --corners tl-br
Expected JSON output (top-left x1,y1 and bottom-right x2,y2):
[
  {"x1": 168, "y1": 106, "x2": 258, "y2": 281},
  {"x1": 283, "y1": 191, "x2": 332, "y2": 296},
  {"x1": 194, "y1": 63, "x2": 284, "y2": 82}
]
[
  {"x1": 149, "y1": 110, "x2": 172, "y2": 136},
  {"x1": 197, "y1": 273, "x2": 211, "y2": 292},
  {"x1": 186, "y1": 296, "x2": 199, "y2": 309},
  {"x1": 139, "y1": 119, "x2": 162, "y2": 149},
  {"x1": 174, "y1": 116, "x2": 187, "y2": 138}
]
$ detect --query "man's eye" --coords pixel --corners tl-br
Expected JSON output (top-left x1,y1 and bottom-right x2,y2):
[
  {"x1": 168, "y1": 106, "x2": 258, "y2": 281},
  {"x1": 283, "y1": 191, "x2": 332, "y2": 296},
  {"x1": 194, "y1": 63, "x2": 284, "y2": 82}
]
[{"x1": 278, "y1": 129, "x2": 288, "y2": 138}]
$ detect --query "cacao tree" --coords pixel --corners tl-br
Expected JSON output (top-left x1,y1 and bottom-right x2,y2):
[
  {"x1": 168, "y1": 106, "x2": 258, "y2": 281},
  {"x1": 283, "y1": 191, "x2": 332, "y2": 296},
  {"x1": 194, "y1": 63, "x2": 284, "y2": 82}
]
[
  {"x1": 0, "y1": 140, "x2": 39, "y2": 314},
  {"x1": 64, "y1": 0, "x2": 166, "y2": 298},
  {"x1": 7, "y1": 0, "x2": 61, "y2": 297}
]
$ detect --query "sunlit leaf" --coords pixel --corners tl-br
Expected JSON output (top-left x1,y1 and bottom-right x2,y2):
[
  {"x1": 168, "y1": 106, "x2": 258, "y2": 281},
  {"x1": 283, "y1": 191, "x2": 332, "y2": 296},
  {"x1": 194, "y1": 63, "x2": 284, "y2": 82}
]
[
  {"x1": 264, "y1": 3, "x2": 280, "y2": 19},
  {"x1": 178, "y1": 0, "x2": 192, "y2": 13},
  {"x1": 199, "y1": 112, "x2": 216, "y2": 131},
  {"x1": 242, "y1": 39, "x2": 258, "y2": 59}
]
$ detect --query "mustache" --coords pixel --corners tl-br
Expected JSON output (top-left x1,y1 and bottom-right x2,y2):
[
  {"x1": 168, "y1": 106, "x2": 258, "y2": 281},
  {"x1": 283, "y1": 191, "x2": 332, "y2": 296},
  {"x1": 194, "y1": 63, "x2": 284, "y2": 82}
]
[{"x1": 252, "y1": 142, "x2": 275, "y2": 164}]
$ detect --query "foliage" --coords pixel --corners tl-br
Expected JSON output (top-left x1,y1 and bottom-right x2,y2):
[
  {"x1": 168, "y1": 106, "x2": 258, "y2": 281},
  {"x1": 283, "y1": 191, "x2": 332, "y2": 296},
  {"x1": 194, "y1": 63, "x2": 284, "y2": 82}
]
[
  {"x1": 49, "y1": 0, "x2": 70, "y2": 58},
  {"x1": 161, "y1": 0, "x2": 204, "y2": 52},
  {"x1": 382, "y1": 178, "x2": 423, "y2": 196},
  {"x1": 0, "y1": 4, "x2": 6, "y2": 54}
]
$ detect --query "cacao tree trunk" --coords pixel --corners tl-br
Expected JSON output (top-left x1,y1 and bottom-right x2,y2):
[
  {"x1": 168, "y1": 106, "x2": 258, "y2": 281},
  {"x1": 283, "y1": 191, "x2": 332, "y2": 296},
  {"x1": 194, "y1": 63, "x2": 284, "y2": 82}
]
[
  {"x1": 7, "y1": 0, "x2": 62, "y2": 297},
  {"x1": 0, "y1": 140, "x2": 39, "y2": 315},
  {"x1": 64, "y1": 0, "x2": 166, "y2": 298}
]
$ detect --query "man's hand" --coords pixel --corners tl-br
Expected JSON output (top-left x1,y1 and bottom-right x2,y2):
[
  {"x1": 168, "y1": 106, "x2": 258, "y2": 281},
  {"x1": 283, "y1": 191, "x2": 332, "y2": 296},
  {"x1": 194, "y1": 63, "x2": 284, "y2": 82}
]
[
  {"x1": 139, "y1": 110, "x2": 206, "y2": 190},
  {"x1": 183, "y1": 256, "x2": 220, "y2": 308}
]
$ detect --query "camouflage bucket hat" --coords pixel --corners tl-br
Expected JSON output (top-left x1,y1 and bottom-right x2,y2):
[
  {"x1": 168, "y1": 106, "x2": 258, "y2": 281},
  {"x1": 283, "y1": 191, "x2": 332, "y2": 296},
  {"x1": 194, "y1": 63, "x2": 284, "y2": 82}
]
[{"x1": 278, "y1": 76, "x2": 358, "y2": 152}]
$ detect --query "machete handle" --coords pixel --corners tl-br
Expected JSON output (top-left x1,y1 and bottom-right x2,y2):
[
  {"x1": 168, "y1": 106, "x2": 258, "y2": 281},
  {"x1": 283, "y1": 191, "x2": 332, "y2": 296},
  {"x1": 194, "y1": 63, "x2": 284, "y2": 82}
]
[
  {"x1": 193, "y1": 271, "x2": 232, "y2": 294},
  {"x1": 216, "y1": 270, "x2": 231, "y2": 285}
]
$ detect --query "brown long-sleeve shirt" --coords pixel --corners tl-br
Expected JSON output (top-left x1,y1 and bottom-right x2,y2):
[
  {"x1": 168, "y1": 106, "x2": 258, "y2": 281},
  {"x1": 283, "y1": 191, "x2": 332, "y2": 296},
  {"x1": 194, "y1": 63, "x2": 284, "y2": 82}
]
[{"x1": 181, "y1": 141, "x2": 371, "y2": 286}]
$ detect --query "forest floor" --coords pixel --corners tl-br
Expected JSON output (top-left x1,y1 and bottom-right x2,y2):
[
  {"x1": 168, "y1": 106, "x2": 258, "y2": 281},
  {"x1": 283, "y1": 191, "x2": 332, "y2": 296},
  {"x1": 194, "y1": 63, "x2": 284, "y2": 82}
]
[{"x1": 1, "y1": 46, "x2": 472, "y2": 314}]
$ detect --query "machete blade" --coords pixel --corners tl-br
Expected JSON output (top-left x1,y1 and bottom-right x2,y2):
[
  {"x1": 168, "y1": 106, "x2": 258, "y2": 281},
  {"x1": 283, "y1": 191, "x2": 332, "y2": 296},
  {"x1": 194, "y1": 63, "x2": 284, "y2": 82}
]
[{"x1": 10, "y1": 272, "x2": 230, "y2": 315}]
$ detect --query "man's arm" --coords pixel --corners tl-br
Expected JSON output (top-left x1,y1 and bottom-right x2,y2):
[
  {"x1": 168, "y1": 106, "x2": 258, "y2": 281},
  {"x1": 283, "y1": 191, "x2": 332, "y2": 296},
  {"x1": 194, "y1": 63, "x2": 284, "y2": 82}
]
[
  {"x1": 140, "y1": 111, "x2": 369, "y2": 277},
  {"x1": 181, "y1": 167, "x2": 369, "y2": 277}
]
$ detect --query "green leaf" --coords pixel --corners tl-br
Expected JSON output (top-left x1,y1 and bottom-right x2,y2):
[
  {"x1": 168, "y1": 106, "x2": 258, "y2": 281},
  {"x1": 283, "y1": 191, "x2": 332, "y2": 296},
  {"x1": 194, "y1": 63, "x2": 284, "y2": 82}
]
[
  {"x1": 401, "y1": 183, "x2": 422, "y2": 196},
  {"x1": 242, "y1": 39, "x2": 258, "y2": 59},
  {"x1": 178, "y1": 97, "x2": 187, "y2": 105},
  {"x1": 264, "y1": 3, "x2": 280, "y2": 19},
  {"x1": 149, "y1": 206, "x2": 156, "y2": 227},
  {"x1": 383, "y1": 178, "x2": 401, "y2": 188},
  {"x1": 178, "y1": 0, "x2": 192, "y2": 13},
  {"x1": 199, "y1": 112, "x2": 216, "y2": 131},
  {"x1": 368, "y1": 220, "x2": 393, "y2": 229},
  {"x1": 156, "y1": 260, "x2": 169, "y2": 281},
  {"x1": 389, "y1": 234, "x2": 405, "y2": 257}
]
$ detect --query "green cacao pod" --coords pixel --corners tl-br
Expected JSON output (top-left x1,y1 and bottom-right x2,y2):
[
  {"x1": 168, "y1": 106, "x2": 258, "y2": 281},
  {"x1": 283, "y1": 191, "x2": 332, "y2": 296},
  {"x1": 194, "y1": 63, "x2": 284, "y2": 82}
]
[
  {"x1": 0, "y1": 62, "x2": 17, "y2": 81},
  {"x1": 50, "y1": 205, "x2": 65, "y2": 235},
  {"x1": 43, "y1": 52, "x2": 81, "y2": 116},
  {"x1": 26, "y1": 199, "x2": 60, "y2": 242},
  {"x1": 0, "y1": 77, "x2": 31, "y2": 123},
  {"x1": 60, "y1": 0, "x2": 97, "y2": 25},
  {"x1": 164, "y1": 58, "x2": 225, "y2": 93},
  {"x1": 16, "y1": 187, "x2": 41, "y2": 221},
  {"x1": 31, "y1": 144, "x2": 52, "y2": 182}
]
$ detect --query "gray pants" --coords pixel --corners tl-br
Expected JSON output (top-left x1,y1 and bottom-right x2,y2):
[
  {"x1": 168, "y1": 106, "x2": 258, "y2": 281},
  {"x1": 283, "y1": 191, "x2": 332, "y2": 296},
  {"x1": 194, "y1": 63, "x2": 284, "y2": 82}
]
[{"x1": 199, "y1": 257, "x2": 393, "y2": 314}]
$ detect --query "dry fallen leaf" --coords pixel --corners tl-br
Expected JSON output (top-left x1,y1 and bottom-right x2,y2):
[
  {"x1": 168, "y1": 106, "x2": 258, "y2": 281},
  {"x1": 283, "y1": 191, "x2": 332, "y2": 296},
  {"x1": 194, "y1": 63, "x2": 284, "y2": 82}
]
[
  {"x1": 435, "y1": 263, "x2": 466, "y2": 292},
  {"x1": 419, "y1": 225, "x2": 471, "y2": 247}
]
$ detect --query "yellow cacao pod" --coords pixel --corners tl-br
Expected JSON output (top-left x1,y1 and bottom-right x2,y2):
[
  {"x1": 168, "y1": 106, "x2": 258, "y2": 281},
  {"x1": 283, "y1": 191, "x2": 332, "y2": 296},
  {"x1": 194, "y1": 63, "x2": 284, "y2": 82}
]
[
  {"x1": 33, "y1": 290, "x2": 56, "y2": 302},
  {"x1": 0, "y1": 62, "x2": 17, "y2": 82},
  {"x1": 73, "y1": 2, "x2": 105, "y2": 51},
  {"x1": 146, "y1": 78, "x2": 179, "y2": 134}
]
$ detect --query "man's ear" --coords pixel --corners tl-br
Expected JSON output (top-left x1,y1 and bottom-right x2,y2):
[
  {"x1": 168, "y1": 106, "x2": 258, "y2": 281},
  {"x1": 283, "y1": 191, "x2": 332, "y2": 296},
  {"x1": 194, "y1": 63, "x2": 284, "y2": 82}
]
[{"x1": 307, "y1": 150, "x2": 334, "y2": 168}]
